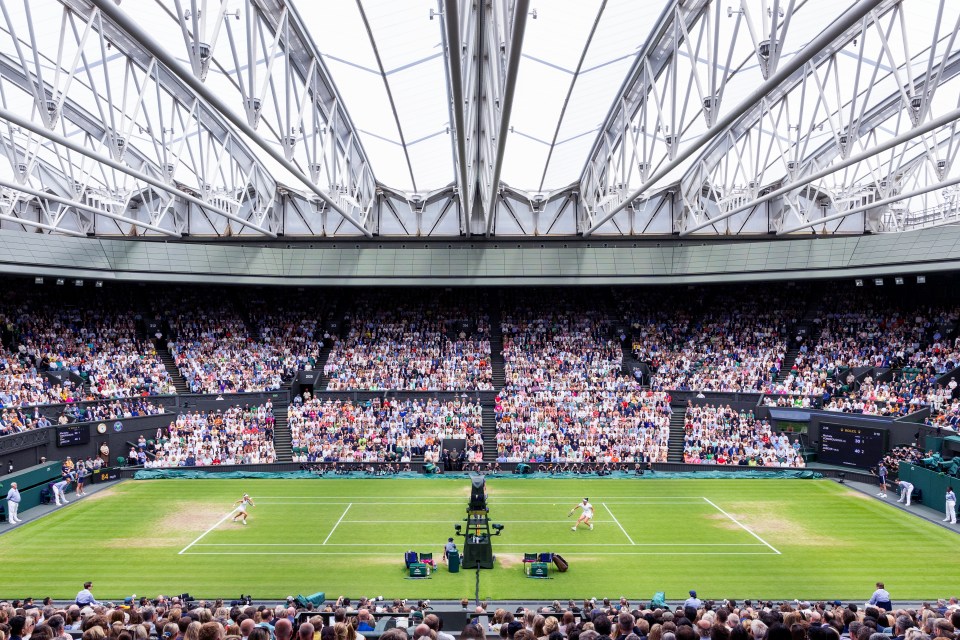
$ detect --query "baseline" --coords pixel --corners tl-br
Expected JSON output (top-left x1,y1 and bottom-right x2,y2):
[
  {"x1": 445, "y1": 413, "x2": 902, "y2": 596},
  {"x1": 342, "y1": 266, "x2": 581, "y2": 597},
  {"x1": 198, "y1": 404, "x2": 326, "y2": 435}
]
[
  {"x1": 192, "y1": 542, "x2": 765, "y2": 547},
  {"x1": 181, "y1": 550, "x2": 777, "y2": 556}
]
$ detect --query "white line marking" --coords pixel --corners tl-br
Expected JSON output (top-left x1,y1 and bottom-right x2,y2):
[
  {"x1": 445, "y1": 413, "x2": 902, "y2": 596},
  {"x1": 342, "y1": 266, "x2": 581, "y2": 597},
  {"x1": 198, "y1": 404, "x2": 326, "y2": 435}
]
[
  {"x1": 702, "y1": 497, "x2": 781, "y2": 555},
  {"x1": 181, "y1": 551, "x2": 777, "y2": 556},
  {"x1": 179, "y1": 508, "x2": 237, "y2": 555},
  {"x1": 252, "y1": 501, "x2": 707, "y2": 505},
  {"x1": 602, "y1": 503, "x2": 635, "y2": 545},
  {"x1": 341, "y1": 520, "x2": 613, "y2": 523},
  {"x1": 193, "y1": 542, "x2": 765, "y2": 547},
  {"x1": 251, "y1": 494, "x2": 702, "y2": 504},
  {"x1": 322, "y1": 503, "x2": 352, "y2": 545}
]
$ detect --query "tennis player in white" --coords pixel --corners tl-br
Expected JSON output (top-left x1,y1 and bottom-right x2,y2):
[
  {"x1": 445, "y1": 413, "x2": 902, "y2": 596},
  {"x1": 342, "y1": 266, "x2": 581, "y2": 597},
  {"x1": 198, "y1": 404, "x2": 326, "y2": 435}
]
[
  {"x1": 232, "y1": 493, "x2": 255, "y2": 525},
  {"x1": 569, "y1": 498, "x2": 594, "y2": 531}
]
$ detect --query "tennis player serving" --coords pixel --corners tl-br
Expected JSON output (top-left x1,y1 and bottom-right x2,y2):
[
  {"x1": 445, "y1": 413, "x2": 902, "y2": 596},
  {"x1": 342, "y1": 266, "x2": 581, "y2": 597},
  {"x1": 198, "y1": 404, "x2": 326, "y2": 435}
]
[{"x1": 569, "y1": 497, "x2": 594, "y2": 531}]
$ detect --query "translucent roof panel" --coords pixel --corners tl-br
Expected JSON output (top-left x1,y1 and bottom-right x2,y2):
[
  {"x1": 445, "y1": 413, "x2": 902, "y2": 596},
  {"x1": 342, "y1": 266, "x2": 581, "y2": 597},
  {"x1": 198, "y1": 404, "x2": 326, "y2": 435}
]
[
  {"x1": 502, "y1": 0, "x2": 663, "y2": 192},
  {"x1": 301, "y1": 0, "x2": 453, "y2": 194}
]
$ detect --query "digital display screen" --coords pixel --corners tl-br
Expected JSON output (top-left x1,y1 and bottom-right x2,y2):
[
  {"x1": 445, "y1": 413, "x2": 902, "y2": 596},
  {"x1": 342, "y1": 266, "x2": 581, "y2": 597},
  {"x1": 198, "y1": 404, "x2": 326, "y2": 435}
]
[
  {"x1": 56, "y1": 424, "x2": 90, "y2": 447},
  {"x1": 818, "y1": 423, "x2": 886, "y2": 468}
]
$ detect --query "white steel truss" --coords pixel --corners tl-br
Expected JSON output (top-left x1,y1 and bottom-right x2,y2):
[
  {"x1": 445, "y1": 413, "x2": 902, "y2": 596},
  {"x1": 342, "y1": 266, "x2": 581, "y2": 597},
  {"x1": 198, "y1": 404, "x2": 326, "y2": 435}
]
[{"x1": 0, "y1": 0, "x2": 959, "y2": 240}]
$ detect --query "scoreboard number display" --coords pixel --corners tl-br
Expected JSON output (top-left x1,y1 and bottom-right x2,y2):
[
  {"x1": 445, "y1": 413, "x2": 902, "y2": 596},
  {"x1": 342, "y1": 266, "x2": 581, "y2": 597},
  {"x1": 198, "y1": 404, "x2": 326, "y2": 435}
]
[
  {"x1": 818, "y1": 423, "x2": 886, "y2": 468},
  {"x1": 55, "y1": 424, "x2": 91, "y2": 447}
]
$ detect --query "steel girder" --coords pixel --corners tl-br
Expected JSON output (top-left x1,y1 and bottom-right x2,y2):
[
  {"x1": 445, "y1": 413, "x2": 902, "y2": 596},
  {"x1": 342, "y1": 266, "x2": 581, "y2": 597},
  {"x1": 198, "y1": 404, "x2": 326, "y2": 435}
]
[
  {"x1": 481, "y1": 0, "x2": 530, "y2": 236},
  {"x1": 578, "y1": 0, "x2": 890, "y2": 236},
  {"x1": 164, "y1": 0, "x2": 377, "y2": 235},
  {"x1": 439, "y1": 0, "x2": 470, "y2": 234},
  {"x1": 91, "y1": 0, "x2": 373, "y2": 236},
  {"x1": 0, "y1": 0, "x2": 285, "y2": 237},
  {"x1": 437, "y1": 0, "x2": 531, "y2": 236},
  {"x1": 681, "y1": 0, "x2": 960, "y2": 236}
]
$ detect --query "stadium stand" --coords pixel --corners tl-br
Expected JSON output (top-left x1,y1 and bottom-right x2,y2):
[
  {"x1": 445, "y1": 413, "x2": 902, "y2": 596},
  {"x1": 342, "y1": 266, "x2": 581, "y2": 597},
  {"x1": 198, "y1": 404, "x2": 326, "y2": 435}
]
[
  {"x1": 496, "y1": 293, "x2": 671, "y2": 463},
  {"x1": 0, "y1": 295, "x2": 172, "y2": 406},
  {"x1": 288, "y1": 396, "x2": 483, "y2": 463},
  {"x1": 6, "y1": 591, "x2": 960, "y2": 640},
  {"x1": 682, "y1": 402, "x2": 805, "y2": 466},
  {"x1": 323, "y1": 291, "x2": 493, "y2": 391},
  {"x1": 144, "y1": 403, "x2": 277, "y2": 467}
]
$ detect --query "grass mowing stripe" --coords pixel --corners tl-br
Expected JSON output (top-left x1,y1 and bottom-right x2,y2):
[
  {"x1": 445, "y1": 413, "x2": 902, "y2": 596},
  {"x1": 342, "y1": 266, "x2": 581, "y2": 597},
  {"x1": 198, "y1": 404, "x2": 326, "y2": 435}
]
[
  {"x1": 178, "y1": 508, "x2": 238, "y2": 555},
  {"x1": 702, "y1": 497, "x2": 781, "y2": 555},
  {"x1": 601, "y1": 503, "x2": 635, "y2": 545},
  {"x1": 322, "y1": 503, "x2": 352, "y2": 545}
]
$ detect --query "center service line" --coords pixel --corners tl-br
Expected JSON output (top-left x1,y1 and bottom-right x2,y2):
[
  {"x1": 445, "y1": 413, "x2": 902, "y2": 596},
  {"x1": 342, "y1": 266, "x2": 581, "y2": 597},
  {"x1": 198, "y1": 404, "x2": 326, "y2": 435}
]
[
  {"x1": 602, "y1": 502, "x2": 635, "y2": 545},
  {"x1": 702, "y1": 497, "x2": 781, "y2": 555},
  {"x1": 322, "y1": 503, "x2": 353, "y2": 545}
]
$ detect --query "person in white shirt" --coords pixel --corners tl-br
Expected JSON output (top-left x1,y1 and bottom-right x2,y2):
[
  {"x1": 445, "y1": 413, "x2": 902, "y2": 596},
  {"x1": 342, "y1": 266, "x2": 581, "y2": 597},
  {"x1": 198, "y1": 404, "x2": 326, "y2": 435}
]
[
  {"x1": 896, "y1": 480, "x2": 914, "y2": 506},
  {"x1": 945, "y1": 487, "x2": 957, "y2": 524},
  {"x1": 6, "y1": 481, "x2": 21, "y2": 523},
  {"x1": 569, "y1": 498, "x2": 595, "y2": 531}
]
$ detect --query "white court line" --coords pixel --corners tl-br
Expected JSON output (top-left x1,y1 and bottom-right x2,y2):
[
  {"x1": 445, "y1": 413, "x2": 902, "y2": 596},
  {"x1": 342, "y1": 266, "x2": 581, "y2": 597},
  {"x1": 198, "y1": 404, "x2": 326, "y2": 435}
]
[
  {"x1": 342, "y1": 520, "x2": 613, "y2": 523},
  {"x1": 602, "y1": 503, "x2": 635, "y2": 545},
  {"x1": 253, "y1": 501, "x2": 707, "y2": 505},
  {"x1": 702, "y1": 497, "x2": 781, "y2": 555},
  {"x1": 251, "y1": 494, "x2": 702, "y2": 504},
  {"x1": 194, "y1": 542, "x2": 764, "y2": 547},
  {"x1": 178, "y1": 508, "x2": 238, "y2": 555},
  {"x1": 181, "y1": 551, "x2": 777, "y2": 556},
  {"x1": 322, "y1": 503, "x2": 352, "y2": 545}
]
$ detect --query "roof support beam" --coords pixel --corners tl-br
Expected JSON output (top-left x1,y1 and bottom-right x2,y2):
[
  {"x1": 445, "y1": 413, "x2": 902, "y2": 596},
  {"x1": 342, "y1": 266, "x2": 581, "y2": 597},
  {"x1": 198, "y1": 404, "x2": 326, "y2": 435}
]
[
  {"x1": 583, "y1": 0, "x2": 886, "y2": 236},
  {"x1": 0, "y1": 105, "x2": 275, "y2": 238},
  {"x1": 0, "y1": 211, "x2": 86, "y2": 237},
  {"x1": 89, "y1": 0, "x2": 372, "y2": 238},
  {"x1": 440, "y1": 0, "x2": 471, "y2": 227},
  {"x1": 679, "y1": 105, "x2": 960, "y2": 235},
  {"x1": 484, "y1": 0, "x2": 530, "y2": 236},
  {"x1": 778, "y1": 171, "x2": 960, "y2": 235},
  {"x1": 0, "y1": 178, "x2": 179, "y2": 237}
]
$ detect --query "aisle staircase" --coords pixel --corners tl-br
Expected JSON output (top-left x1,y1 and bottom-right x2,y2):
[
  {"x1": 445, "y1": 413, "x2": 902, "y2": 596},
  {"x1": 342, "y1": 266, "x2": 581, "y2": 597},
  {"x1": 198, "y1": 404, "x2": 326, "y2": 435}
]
[
  {"x1": 315, "y1": 342, "x2": 334, "y2": 391},
  {"x1": 272, "y1": 405, "x2": 293, "y2": 463},
  {"x1": 481, "y1": 404, "x2": 498, "y2": 462},
  {"x1": 155, "y1": 341, "x2": 190, "y2": 395},
  {"x1": 775, "y1": 321, "x2": 823, "y2": 385},
  {"x1": 489, "y1": 301, "x2": 506, "y2": 390},
  {"x1": 667, "y1": 405, "x2": 687, "y2": 463}
]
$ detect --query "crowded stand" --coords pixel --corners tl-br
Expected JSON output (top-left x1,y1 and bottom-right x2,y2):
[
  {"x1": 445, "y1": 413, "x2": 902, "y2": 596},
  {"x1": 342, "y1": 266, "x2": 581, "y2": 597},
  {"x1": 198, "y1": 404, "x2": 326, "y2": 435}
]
[
  {"x1": 633, "y1": 289, "x2": 803, "y2": 394},
  {"x1": 497, "y1": 293, "x2": 671, "y2": 463},
  {"x1": 58, "y1": 399, "x2": 169, "y2": 423},
  {"x1": 881, "y1": 445, "x2": 925, "y2": 474},
  {"x1": 247, "y1": 300, "x2": 326, "y2": 375},
  {"x1": 288, "y1": 395, "x2": 483, "y2": 462},
  {"x1": 0, "y1": 300, "x2": 173, "y2": 407},
  {"x1": 3, "y1": 587, "x2": 960, "y2": 640},
  {"x1": 143, "y1": 403, "x2": 276, "y2": 467},
  {"x1": 807, "y1": 299, "x2": 960, "y2": 417},
  {"x1": 495, "y1": 388, "x2": 671, "y2": 463},
  {"x1": 165, "y1": 296, "x2": 288, "y2": 394},
  {"x1": 324, "y1": 292, "x2": 492, "y2": 391},
  {"x1": 682, "y1": 403, "x2": 804, "y2": 466}
]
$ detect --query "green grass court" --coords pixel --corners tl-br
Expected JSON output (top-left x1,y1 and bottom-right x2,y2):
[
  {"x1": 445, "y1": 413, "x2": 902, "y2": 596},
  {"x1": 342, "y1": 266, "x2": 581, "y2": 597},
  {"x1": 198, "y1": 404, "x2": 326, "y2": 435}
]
[{"x1": 1, "y1": 477, "x2": 956, "y2": 601}]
